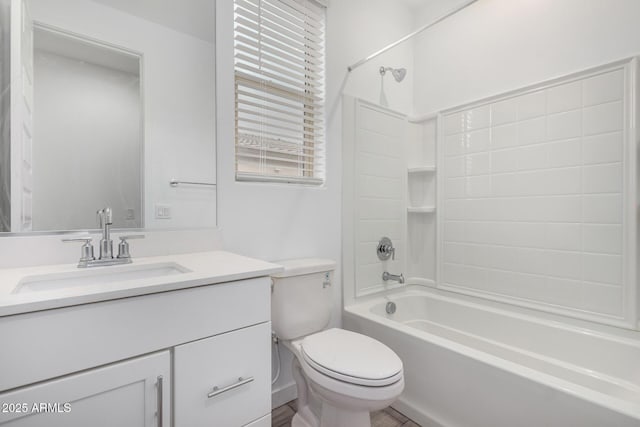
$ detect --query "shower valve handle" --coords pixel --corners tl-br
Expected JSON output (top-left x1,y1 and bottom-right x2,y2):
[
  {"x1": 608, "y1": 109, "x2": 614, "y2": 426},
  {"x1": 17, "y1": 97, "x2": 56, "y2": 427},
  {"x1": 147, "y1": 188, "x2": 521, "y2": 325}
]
[{"x1": 377, "y1": 237, "x2": 396, "y2": 261}]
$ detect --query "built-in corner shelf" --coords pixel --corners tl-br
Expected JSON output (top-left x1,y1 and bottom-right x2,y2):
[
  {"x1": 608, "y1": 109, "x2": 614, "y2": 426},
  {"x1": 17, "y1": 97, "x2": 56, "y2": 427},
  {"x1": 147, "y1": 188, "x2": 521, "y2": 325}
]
[
  {"x1": 407, "y1": 207, "x2": 436, "y2": 214},
  {"x1": 408, "y1": 166, "x2": 436, "y2": 174}
]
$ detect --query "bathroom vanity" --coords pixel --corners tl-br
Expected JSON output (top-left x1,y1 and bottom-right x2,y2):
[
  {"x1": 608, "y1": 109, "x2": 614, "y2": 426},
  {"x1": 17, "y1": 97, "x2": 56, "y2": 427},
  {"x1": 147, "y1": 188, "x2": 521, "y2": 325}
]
[{"x1": 0, "y1": 251, "x2": 281, "y2": 427}]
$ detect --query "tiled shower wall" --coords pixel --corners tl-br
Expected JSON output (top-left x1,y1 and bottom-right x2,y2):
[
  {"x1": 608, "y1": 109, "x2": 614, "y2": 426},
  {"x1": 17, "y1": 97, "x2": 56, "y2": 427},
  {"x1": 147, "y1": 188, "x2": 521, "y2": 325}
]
[
  {"x1": 354, "y1": 101, "x2": 406, "y2": 296},
  {"x1": 440, "y1": 61, "x2": 634, "y2": 324}
]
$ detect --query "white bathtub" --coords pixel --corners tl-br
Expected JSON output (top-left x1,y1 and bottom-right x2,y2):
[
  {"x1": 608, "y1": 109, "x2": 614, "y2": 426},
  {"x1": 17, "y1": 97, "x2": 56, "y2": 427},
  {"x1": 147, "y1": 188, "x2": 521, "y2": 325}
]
[{"x1": 343, "y1": 286, "x2": 640, "y2": 427}]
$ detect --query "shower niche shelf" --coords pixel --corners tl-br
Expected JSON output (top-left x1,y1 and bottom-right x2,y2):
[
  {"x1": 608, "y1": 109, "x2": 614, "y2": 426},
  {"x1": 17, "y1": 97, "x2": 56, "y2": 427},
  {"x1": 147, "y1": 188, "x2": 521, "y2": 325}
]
[
  {"x1": 406, "y1": 115, "x2": 438, "y2": 283},
  {"x1": 408, "y1": 166, "x2": 436, "y2": 174},
  {"x1": 407, "y1": 207, "x2": 436, "y2": 213}
]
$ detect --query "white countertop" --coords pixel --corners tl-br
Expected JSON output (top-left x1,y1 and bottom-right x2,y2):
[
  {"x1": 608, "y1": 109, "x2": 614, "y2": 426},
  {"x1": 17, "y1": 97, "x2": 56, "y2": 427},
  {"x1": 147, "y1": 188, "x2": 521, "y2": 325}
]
[{"x1": 0, "y1": 251, "x2": 283, "y2": 317}]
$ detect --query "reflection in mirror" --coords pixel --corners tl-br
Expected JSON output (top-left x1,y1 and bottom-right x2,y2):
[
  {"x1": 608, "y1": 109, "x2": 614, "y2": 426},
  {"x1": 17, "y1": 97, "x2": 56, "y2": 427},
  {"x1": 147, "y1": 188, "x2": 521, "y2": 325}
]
[
  {"x1": 0, "y1": 0, "x2": 217, "y2": 234},
  {"x1": 33, "y1": 27, "x2": 142, "y2": 230},
  {"x1": 0, "y1": 0, "x2": 10, "y2": 232}
]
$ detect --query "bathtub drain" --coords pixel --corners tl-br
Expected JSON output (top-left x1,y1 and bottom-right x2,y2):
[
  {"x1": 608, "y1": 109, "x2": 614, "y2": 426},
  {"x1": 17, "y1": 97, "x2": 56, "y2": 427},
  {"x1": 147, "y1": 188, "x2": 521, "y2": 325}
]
[{"x1": 386, "y1": 301, "x2": 396, "y2": 314}]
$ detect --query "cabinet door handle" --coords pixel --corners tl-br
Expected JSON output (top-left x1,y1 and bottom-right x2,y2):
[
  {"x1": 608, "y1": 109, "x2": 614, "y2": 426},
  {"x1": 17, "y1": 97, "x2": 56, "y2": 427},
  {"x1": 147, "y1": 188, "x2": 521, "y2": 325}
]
[
  {"x1": 207, "y1": 376, "x2": 254, "y2": 399},
  {"x1": 156, "y1": 375, "x2": 164, "y2": 427}
]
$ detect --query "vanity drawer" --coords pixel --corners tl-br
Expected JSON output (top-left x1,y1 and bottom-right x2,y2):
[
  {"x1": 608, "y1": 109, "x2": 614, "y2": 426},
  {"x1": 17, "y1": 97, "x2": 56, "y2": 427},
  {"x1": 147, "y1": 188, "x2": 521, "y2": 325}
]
[{"x1": 174, "y1": 322, "x2": 271, "y2": 427}]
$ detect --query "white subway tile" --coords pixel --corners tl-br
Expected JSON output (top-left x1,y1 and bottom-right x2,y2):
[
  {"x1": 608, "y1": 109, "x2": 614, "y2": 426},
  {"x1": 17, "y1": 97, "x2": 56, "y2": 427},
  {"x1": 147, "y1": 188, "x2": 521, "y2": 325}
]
[
  {"x1": 358, "y1": 129, "x2": 403, "y2": 158},
  {"x1": 583, "y1": 101, "x2": 623, "y2": 136},
  {"x1": 545, "y1": 223, "x2": 581, "y2": 251},
  {"x1": 486, "y1": 245, "x2": 520, "y2": 270},
  {"x1": 445, "y1": 200, "x2": 468, "y2": 220},
  {"x1": 491, "y1": 98, "x2": 518, "y2": 125},
  {"x1": 492, "y1": 149, "x2": 518, "y2": 174},
  {"x1": 359, "y1": 175, "x2": 402, "y2": 199},
  {"x1": 358, "y1": 220, "x2": 402, "y2": 242},
  {"x1": 583, "y1": 163, "x2": 622, "y2": 194},
  {"x1": 444, "y1": 221, "x2": 466, "y2": 242},
  {"x1": 582, "y1": 253, "x2": 622, "y2": 285},
  {"x1": 466, "y1": 129, "x2": 491, "y2": 153},
  {"x1": 583, "y1": 69, "x2": 624, "y2": 107},
  {"x1": 548, "y1": 110, "x2": 582, "y2": 141},
  {"x1": 444, "y1": 112, "x2": 465, "y2": 136},
  {"x1": 543, "y1": 196, "x2": 582, "y2": 223},
  {"x1": 547, "y1": 80, "x2": 582, "y2": 114},
  {"x1": 544, "y1": 277, "x2": 583, "y2": 307},
  {"x1": 583, "y1": 224, "x2": 622, "y2": 255},
  {"x1": 548, "y1": 138, "x2": 581, "y2": 168},
  {"x1": 465, "y1": 244, "x2": 491, "y2": 268},
  {"x1": 491, "y1": 123, "x2": 518, "y2": 149},
  {"x1": 465, "y1": 105, "x2": 491, "y2": 130},
  {"x1": 545, "y1": 167, "x2": 582, "y2": 195},
  {"x1": 465, "y1": 152, "x2": 491, "y2": 176},
  {"x1": 513, "y1": 222, "x2": 547, "y2": 248},
  {"x1": 445, "y1": 177, "x2": 466, "y2": 199},
  {"x1": 510, "y1": 197, "x2": 548, "y2": 222},
  {"x1": 492, "y1": 173, "x2": 520, "y2": 196},
  {"x1": 517, "y1": 248, "x2": 547, "y2": 275},
  {"x1": 517, "y1": 171, "x2": 545, "y2": 196},
  {"x1": 578, "y1": 282, "x2": 622, "y2": 315},
  {"x1": 445, "y1": 133, "x2": 466, "y2": 157},
  {"x1": 517, "y1": 145, "x2": 548, "y2": 171},
  {"x1": 582, "y1": 131, "x2": 623, "y2": 165},
  {"x1": 444, "y1": 242, "x2": 466, "y2": 264},
  {"x1": 466, "y1": 175, "x2": 492, "y2": 198},
  {"x1": 444, "y1": 263, "x2": 487, "y2": 288},
  {"x1": 583, "y1": 194, "x2": 622, "y2": 223},
  {"x1": 518, "y1": 117, "x2": 547, "y2": 145},
  {"x1": 466, "y1": 221, "x2": 492, "y2": 243},
  {"x1": 359, "y1": 152, "x2": 404, "y2": 178},
  {"x1": 359, "y1": 198, "x2": 402, "y2": 220},
  {"x1": 545, "y1": 250, "x2": 582, "y2": 280},
  {"x1": 517, "y1": 90, "x2": 546, "y2": 120},
  {"x1": 445, "y1": 156, "x2": 465, "y2": 177},
  {"x1": 466, "y1": 199, "x2": 494, "y2": 221}
]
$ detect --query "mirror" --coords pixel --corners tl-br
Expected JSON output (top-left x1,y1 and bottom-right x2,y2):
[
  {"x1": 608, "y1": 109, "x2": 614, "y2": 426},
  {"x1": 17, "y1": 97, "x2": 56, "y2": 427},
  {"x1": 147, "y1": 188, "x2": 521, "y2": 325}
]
[{"x1": 0, "y1": 0, "x2": 217, "y2": 234}]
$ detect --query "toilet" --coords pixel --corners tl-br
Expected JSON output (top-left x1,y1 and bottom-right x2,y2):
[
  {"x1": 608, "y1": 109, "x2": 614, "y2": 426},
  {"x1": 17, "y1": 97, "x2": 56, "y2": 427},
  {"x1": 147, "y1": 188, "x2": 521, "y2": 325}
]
[{"x1": 271, "y1": 259, "x2": 404, "y2": 427}]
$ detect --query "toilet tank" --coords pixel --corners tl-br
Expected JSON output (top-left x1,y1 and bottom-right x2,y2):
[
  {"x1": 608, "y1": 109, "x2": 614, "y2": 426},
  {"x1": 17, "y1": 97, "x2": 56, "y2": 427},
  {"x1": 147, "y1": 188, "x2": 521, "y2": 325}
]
[{"x1": 271, "y1": 259, "x2": 336, "y2": 340}]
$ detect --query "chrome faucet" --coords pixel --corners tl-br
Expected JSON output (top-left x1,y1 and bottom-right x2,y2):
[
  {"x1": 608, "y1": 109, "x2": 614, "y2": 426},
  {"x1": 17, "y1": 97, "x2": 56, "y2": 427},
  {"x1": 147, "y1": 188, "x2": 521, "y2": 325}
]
[
  {"x1": 382, "y1": 271, "x2": 405, "y2": 284},
  {"x1": 97, "y1": 207, "x2": 114, "y2": 260},
  {"x1": 63, "y1": 207, "x2": 144, "y2": 268}
]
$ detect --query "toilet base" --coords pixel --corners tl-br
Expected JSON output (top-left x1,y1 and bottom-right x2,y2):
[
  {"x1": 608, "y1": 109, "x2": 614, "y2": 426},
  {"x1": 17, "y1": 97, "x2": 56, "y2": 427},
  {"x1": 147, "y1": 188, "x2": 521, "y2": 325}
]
[{"x1": 320, "y1": 405, "x2": 371, "y2": 427}]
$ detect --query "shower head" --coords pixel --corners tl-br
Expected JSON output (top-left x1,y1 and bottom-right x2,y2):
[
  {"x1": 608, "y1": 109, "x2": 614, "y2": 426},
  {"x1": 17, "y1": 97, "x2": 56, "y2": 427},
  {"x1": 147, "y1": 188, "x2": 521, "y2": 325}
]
[{"x1": 380, "y1": 66, "x2": 407, "y2": 82}]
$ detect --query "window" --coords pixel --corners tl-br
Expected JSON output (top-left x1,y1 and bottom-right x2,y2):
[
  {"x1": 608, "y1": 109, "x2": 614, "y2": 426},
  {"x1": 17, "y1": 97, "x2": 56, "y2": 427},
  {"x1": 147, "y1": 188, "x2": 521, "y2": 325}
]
[{"x1": 234, "y1": 0, "x2": 325, "y2": 185}]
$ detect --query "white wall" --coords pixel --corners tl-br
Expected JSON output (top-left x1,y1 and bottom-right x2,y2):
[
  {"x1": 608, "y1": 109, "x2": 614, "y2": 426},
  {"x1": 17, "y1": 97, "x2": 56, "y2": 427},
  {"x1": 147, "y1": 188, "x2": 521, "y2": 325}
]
[
  {"x1": 28, "y1": 0, "x2": 216, "y2": 229},
  {"x1": 413, "y1": 0, "x2": 640, "y2": 114},
  {"x1": 32, "y1": 50, "x2": 141, "y2": 230}
]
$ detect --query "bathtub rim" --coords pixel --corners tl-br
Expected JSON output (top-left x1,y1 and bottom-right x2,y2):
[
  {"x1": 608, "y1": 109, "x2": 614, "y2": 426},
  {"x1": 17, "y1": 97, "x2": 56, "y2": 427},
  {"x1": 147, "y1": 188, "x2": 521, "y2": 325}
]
[{"x1": 343, "y1": 286, "x2": 640, "y2": 421}]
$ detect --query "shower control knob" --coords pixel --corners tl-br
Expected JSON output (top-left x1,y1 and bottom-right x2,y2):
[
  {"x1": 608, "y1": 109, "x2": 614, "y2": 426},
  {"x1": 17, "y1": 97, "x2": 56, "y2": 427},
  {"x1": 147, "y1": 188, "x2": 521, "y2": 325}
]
[{"x1": 377, "y1": 237, "x2": 396, "y2": 261}]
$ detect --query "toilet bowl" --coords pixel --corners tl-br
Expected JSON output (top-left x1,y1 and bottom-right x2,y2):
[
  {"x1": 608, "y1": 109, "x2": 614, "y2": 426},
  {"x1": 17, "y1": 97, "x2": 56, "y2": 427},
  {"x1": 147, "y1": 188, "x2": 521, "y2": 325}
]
[{"x1": 271, "y1": 259, "x2": 404, "y2": 427}]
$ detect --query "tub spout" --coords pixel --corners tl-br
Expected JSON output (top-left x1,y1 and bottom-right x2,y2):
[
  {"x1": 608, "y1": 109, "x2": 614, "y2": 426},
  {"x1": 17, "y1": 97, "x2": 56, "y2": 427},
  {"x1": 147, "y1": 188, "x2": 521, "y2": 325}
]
[{"x1": 382, "y1": 271, "x2": 405, "y2": 284}]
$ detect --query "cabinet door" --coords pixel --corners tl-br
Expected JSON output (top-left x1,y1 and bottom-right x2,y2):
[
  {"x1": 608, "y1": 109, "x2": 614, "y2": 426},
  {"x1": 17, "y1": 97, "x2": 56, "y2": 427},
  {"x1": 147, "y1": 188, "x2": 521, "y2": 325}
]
[
  {"x1": 244, "y1": 414, "x2": 270, "y2": 426},
  {"x1": 175, "y1": 322, "x2": 271, "y2": 427},
  {"x1": 0, "y1": 351, "x2": 170, "y2": 427}
]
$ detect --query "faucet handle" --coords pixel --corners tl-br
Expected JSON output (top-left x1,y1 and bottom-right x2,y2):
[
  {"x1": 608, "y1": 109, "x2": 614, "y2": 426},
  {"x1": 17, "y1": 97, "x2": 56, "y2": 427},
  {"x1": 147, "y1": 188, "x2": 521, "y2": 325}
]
[
  {"x1": 62, "y1": 236, "x2": 95, "y2": 263},
  {"x1": 117, "y1": 235, "x2": 145, "y2": 259}
]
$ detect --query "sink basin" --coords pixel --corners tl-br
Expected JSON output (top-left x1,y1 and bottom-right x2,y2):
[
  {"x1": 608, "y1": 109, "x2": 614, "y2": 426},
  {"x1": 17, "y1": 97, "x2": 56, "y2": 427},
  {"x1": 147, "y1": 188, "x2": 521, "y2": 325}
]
[{"x1": 13, "y1": 262, "x2": 191, "y2": 294}]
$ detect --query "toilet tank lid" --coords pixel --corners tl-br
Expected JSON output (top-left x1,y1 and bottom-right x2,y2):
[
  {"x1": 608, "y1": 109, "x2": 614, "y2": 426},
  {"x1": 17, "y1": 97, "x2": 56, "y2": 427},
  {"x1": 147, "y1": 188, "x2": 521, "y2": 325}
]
[{"x1": 272, "y1": 258, "x2": 336, "y2": 278}]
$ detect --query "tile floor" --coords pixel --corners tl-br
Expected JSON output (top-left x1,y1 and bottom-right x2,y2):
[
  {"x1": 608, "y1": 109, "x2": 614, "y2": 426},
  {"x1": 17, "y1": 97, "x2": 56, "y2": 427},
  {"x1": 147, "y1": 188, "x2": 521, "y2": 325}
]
[{"x1": 271, "y1": 400, "x2": 421, "y2": 427}]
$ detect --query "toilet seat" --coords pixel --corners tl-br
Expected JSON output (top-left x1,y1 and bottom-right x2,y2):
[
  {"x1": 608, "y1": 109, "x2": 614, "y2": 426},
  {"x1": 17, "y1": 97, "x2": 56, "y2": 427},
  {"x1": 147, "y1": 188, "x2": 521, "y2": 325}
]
[{"x1": 300, "y1": 328, "x2": 403, "y2": 387}]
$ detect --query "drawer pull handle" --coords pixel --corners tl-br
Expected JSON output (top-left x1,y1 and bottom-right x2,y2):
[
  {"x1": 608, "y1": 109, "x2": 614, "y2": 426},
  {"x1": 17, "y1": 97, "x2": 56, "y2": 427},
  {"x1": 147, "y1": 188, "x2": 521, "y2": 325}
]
[{"x1": 207, "y1": 376, "x2": 254, "y2": 399}]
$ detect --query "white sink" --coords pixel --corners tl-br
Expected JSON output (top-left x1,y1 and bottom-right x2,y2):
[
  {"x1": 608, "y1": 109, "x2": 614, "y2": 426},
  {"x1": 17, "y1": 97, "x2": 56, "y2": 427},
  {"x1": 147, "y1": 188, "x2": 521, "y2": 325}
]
[{"x1": 13, "y1": 262, "x2": 191, "y2": 294}]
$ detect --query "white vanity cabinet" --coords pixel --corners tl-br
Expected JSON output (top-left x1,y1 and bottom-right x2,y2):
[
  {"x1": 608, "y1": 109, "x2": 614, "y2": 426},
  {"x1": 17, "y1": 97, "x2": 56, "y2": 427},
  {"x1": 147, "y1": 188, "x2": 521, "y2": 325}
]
[
  {"x1": 0, "y1": 273, "x2": 274, "y2": 427},
  {"x1": 0, "y1": 351, "x2": 170, "y2": 427},
  {"x1": 174, "y1": 322, "x2": 271, "y2": 426}
]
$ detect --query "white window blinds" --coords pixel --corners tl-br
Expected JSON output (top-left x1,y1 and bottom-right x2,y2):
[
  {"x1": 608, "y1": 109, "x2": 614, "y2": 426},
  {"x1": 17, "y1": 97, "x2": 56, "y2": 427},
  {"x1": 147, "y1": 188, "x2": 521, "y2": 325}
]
[{"x1": 234, "y1": 0, "x2": 325, "y2": 185}]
